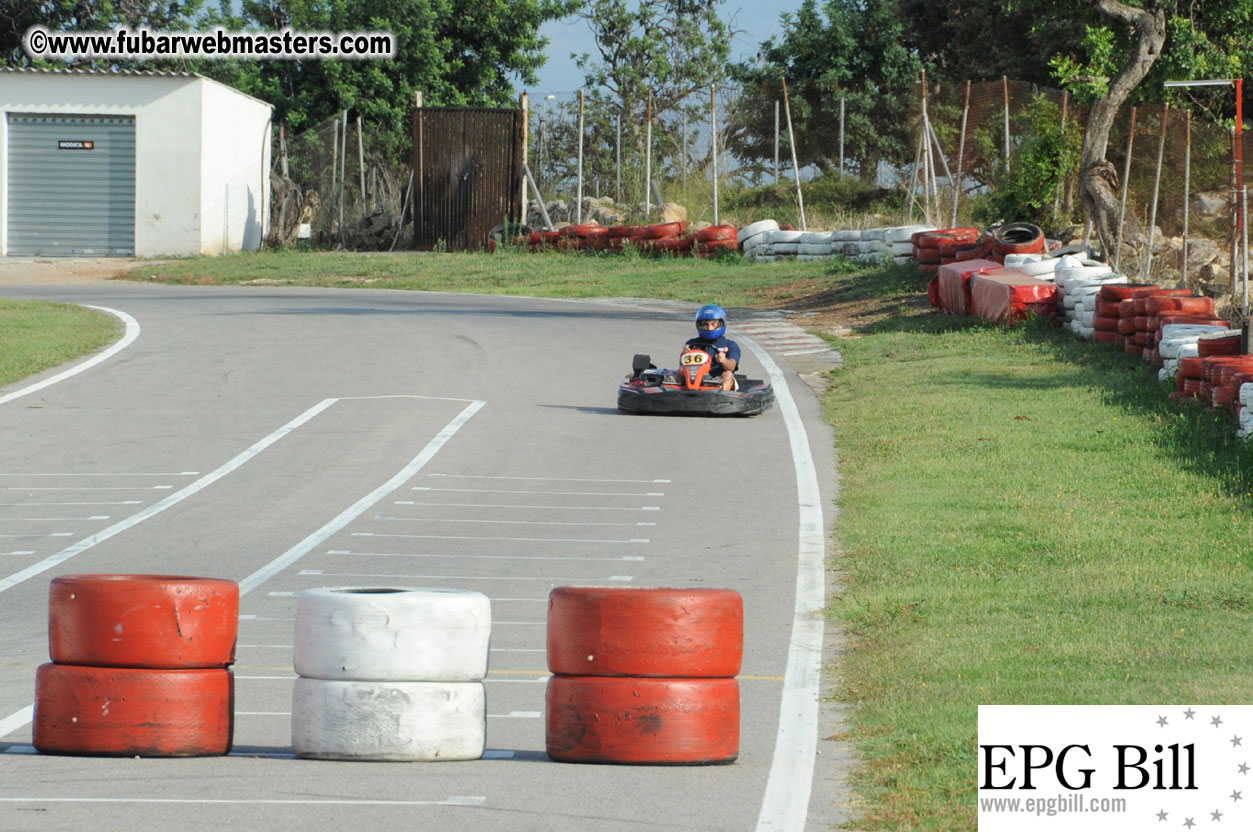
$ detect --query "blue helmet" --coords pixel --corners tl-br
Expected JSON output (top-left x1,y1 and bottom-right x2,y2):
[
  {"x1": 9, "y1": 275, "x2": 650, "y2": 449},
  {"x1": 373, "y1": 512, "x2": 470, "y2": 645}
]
[{"x1": 695, "y1": 304, "x2": 727, "y2": 340}]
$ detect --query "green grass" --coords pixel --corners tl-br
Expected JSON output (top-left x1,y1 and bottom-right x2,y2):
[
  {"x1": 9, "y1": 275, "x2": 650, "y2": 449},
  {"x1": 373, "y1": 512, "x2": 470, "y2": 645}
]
[
  {"x1": 0, "y1": 299, "x2": 120, "y2": 388},
  {"x1": 118, "y1": 247, "x2": 866, "y2": 307},
  {"x1": 825, "y1": 311, "x2": 1253, "y2": 829}
]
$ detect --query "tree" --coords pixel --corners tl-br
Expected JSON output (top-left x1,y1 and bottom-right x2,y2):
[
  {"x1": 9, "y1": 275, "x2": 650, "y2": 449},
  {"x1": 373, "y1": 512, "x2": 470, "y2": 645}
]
[
  {"x1": 3, "y1": 0, "x2": 204, "y2": 66},
  {"x1": 729, "y1": 0, "x2": 923, "y2": 184},
  {"x1": 565, "y1": 0, "x2": 735, "y2": 203}
]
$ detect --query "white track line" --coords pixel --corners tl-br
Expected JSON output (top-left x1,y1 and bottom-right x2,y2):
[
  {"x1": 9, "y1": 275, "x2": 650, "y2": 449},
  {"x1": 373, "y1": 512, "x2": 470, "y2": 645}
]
[
  {"x1": 394, "y1": 501, "x2": 660, "y2": 511},
  {"x1": 0, "y1": 398, "x2": 337, "y2": 595},
  {"x1": 351, "y1": 532, "x2": 647, "y2": 544},
  {"x1": 0, "y1": 306, "x2": 140, "y2": 406},
  {"x1": 742, "y1": 335, "x2": 827, "y2": 832},
  {"x1": 0, "y1": 706, "x2": 33, "y2": 739},
  {"x1": 372, "y1": 515, "x2": 653, "y2": 528},
  {"x1": 328, "y1": 550, "x2": 643, "y2": 563},
  {"x1": 0, "y1": 796, "x2": 486, "y2": 807},
  {"x1": 237, "y1": 399, "x2": 485, "y2": 597}
]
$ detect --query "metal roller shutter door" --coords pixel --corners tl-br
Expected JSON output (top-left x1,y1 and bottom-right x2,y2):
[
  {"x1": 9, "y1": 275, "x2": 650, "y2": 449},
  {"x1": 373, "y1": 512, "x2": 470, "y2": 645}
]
[{"x1": 6, "y1": 113, "x2": 135, "y2": 256}]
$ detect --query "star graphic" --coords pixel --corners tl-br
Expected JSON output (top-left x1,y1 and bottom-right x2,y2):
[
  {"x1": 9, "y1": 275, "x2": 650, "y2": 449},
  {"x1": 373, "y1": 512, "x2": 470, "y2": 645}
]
[
  {"x1": 1232, "y1": 736, "x2": 1244, "y2": 748},
  {"x1": 1211, "y1": 809, "x2": 1223, "y2": 821},
  {"x1": 1157, "y1": 809, "x2": 1169, "y2": 821},
  {"x1": 1183, "y1": 708, "x2": 1196, "y2": 720},
  {"x1": 1232, "y1": 790, "x2": 1243, "y2": 802},
  {"x1": 1184, "y1": 818, "x2": 1195, "y2": 829},
  {"x1": 1158, "y1": 715, "x2": 1169, "y2": 727},
  {"x1": 1239, "y1": 763, "x2": 1249, "y2": 775},
  {"x1": 1212, "y1": 716, "x2": 1224, "y2": 728}
]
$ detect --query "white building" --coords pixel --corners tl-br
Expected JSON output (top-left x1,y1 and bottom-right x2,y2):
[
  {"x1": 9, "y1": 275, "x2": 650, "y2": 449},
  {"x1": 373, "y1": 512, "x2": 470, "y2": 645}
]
[{"x1": 0, "y1": 67, "x2": 272, "y2": 257}]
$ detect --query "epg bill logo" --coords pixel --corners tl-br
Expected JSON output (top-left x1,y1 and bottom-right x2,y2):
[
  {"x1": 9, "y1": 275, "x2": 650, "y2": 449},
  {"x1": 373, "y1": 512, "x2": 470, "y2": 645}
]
[{"x1": 978, "y1": 706, "x2": 1250, "y2": 830}]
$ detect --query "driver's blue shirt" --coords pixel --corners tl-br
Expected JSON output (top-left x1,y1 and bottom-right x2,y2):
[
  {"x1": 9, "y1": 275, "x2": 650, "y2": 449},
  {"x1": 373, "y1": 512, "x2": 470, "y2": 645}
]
[{"x1": 684, "y1": 336, "x2": 740, "y2": 376}]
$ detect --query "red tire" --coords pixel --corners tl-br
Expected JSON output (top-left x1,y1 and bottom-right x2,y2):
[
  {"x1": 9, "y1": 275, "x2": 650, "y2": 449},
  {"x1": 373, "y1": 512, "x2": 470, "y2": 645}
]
[
  {"x1": 643, "y1": 222, "x2": 685, "y2": 239},
  {"x1": 49, "y1": 574, "x2": 238, "y2": 669},
  {"x1": 1093, "y1": 315, "x2": 1120, "y2": 332},
  {"x1": 547, "y1": 587, "x2": 742, "y2": 677},
  {"x1": 1145, "y1": 296, "x2": 1214, "y2": 316},
  {"x1": 1100, "y1": 285, "x2": 1159, "y2": 302},
  {"x1": 696, "y1": 239, "x2": 739, "y2": 257},
  {"x1": 1158, "y1": 315, "x2": 1230, "y2": 328},
  {"x1": 1118, "y1": 299, "x2": 1136, "y2": 318},
  {"x1": 694, "y1": 225, "x2": 737, "y2": 243},
  {"x1": 545, "y1": 676, "x2": 739, "y2": 764},
  {"x1": 1094, "y1": 330, "x2": 1119, "y2": 344},
  {"x1": 653, "y1": 236, "x2": 694, "y2": 255},
  {"x1": 1197, "y1": 335, "x2": 1241, "y2": 357},
  {"x1": 953, "y1": 244, "x2": 987, "y2": 262},
  {"x1": 33, "y1": 664, "x2": 234, "y2": 757},
  {"x1": 988, "y1": 223, "x2": 1045, "y2": 255},
  {"x1": 609, "y1": 225, "x2": 641, "y2": 238},
  {"x1": 1096, "y1": 300, "x2": 1122, "y2": 317},
  {"x1": 1117, "y1": 318, "x2": 1138, "y2": 335},
  {"x1": 1178, "y1": 357, "x2": 1206, "y2": 379},
  {"x1": 915, "y1": 228, "x2": 979, "y2": 249},
  {"x1": 915, "y1": 247, "x2": 942, "y2": 265}
]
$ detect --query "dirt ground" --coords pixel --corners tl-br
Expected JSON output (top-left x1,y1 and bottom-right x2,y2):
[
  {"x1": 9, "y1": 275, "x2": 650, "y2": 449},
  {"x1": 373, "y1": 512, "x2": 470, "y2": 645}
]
[{"x1": 0, "y1": 257, "x2": 152, "y2": 286}]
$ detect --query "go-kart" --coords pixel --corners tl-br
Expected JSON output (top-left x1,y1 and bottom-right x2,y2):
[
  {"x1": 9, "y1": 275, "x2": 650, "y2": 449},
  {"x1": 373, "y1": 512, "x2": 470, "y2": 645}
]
[{"x1": 617, "y1": 345, "x2": 774, "y2": 416}]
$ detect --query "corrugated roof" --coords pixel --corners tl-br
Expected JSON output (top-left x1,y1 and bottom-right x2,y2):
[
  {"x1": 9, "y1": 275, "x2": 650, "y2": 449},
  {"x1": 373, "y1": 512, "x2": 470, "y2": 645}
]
[{"x1": 0, "y1": 66, "x2": 202, "y2": 79}]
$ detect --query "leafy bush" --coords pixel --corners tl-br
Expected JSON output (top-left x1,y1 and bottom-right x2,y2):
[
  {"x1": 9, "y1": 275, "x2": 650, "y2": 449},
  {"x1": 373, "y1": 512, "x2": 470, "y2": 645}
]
[{"x1": 971, "y1": 95, "x2": 1082, "y2": 232}]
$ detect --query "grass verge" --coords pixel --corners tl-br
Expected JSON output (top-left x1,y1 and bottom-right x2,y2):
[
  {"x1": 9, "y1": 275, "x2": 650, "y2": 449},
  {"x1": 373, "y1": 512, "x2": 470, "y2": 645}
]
[
  {"x1": 0, "y1": 299, "x2": 120, "y2": 389},
  {"x1": 825, "y1": 309, "x2": 1253, "y2": 829},
  {"x1": 118, "y1": 247, "x2": 865, "y2": 307}
]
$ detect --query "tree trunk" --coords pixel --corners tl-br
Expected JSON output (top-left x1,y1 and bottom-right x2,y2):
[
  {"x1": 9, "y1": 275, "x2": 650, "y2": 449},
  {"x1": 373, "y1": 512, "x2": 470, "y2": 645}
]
[{"x1": 1078, "y1": 0, "x2": 1167, "y2": 258}]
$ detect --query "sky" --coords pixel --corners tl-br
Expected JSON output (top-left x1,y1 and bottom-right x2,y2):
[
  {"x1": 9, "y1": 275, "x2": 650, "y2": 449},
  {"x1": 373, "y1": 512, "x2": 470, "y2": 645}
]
[{"x1": 520, "y1": 1, "x2": 805, "y2": 98}]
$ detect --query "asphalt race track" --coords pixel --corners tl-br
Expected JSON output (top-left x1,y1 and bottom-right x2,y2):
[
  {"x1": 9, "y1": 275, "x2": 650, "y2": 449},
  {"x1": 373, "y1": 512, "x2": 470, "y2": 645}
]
[{"x1": 0, "y1": 282, "x2": 845, "y2": 831}]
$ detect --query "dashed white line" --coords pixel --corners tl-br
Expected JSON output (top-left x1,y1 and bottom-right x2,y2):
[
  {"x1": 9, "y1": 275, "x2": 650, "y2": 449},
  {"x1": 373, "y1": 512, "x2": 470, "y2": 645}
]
[
  {"x1": 413, "y1": 487, "x2": 664, "y2": 497},
  {"x1": 394, "y1": 501, "x2": 661, "y2": 511},
  {"x1": 236, "y1": 399, "x2": 486, "y2": 597},
  {"x1": 427, "y1": 474, "x2": 670, "y2": 484},
  {"x1": 372, "y1": 515, "x2": 654, "y2": 527},
  {"x1": 350, "y1": 533, "x2": 648, "y2": 544},
  {"x1": 326, "y1": 550, "x2": 646, "y2": 563}
]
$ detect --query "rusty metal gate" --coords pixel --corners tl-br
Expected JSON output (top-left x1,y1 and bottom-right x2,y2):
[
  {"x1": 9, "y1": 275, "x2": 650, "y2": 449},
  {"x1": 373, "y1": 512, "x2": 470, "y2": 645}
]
[{"x1": 412, "y1": 106, "x2": 522, "y2": 251}]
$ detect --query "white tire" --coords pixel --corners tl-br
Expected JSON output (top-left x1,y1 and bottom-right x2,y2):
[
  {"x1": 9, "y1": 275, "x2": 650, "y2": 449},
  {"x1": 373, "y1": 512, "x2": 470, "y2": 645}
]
[
  {"x1": 1240, "y1": 382, "x2": 1253, "y2": 407},
  {"x1": 857, "y1": 240, "x2": 885, "y2": 254},
  {"x1": 884, "y1": 225, "x2": 933, "y2": 244},
  {"x1": 765, "y1": 229, "x2": 803, "y2": 244},
  {"x1": 833, "y1": 229, "x2": 861, "y2": 242},
  {"x1": 740, "y1": 231, "x2": 769, "y2": 253},
  {"x1": 890, "y1": 241, "x2": 915, "y2": 256},
  {"x1": 292, "y1": 678, "x2": 486, "y2": 761},
  {"x1": 798, "y1": 231, "x2": 833, "y2": 244},
  {"x1": 840, "y1": 242, "x2": 862, "y2": 256},
  {"x1": 892, "y1": 254, "x2": 913, "y2": 265},
  {"x1": 1076, "y1": 309, "x2": 1095, "y2": 325},
  {"x1": 1080, "y1": 294, "x2": 1098, "y2": 312},
  {"x1": 1078, "y1": 325, "x2": 1095, "y2": 339},
  {"x1": 753, "y1": 255, "x2": 778, "y2": 263},
  {"x1": 294, "y1": 587, "x2": 491, "y2": 682},
  {"x1": 860, "y1": 228, "x2": 886, "y2": 242},
  {"x1": 798, "y1": 243, "x2": 832, "y2": 256},
  {"x1": 773, "y1": 242, "x2": 800, "y2": 255},
  {"x1": 736, "y1": 220, "x2": 779, "y2": 243}
]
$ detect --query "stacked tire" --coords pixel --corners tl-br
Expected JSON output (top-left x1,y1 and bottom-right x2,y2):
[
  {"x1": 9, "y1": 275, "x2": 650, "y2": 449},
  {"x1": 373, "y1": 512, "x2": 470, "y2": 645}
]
[
  {"x1": 912, "y1": 228, "x2": 980, "y2": 272},
  {"x1": 545, "y1": 587, "x2": 742, "y2": 765},
  {"x1": 34, "y1": 574, "x2": 238, "y2": 757},
  {"x1": 291, "y1": 587, "x2": 491, "y2": 761},
  {"x1": 1053, "y1": 257, "x2": 1124, "y2": 339}
]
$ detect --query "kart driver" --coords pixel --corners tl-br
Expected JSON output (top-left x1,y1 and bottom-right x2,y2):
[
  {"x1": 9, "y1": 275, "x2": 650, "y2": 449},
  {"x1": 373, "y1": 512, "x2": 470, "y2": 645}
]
[{"x1": 685, "y1": 304, "x2": 740, "y2": 391}]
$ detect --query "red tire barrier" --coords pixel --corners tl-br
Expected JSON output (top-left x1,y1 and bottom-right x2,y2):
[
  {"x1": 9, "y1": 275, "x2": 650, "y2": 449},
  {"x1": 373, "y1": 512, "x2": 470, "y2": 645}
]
[
  {"x1": 48, "y1": 574, "x2": 238, "y2": 669},
  {"x1": 695, "y1": 225, "x2": 737, "y2": 243},
  {"x1": 1096, "y1": 300, "x2": 1122, "y2": 317},
  {"x1": 1178, "y1": 357, "x2": 1206, "y2": 379},
  {"x1": 1157, "y1": 315, "x2": 1230, "y2": 328},
  {"x1": 545, "y1": 676, "x2": 739, "y2": 764},
  {"x1": 1094, "y1": 330, "x2": 1119, "y2": 344},
  {"x1": 915, "y1": 247, "x2": 942, "y2": 265},
  {"x1": 547, "y1": 587, "x2": 742, "y2": 677},
  {"x1": 1132, "y1": 287, "x2": 1193, "y2": 299},
  {"x1": 1117, "y1": 317, "x2": 1138, "y2": 335},
  {"x1": 953, "y1": 244, "x2": 988, "y2": 262},
  {"x1": 654, "y1": 236, "x2": 694, "y2": 255},
  {"x1": 33, "y1": 664, "x2": 234, "y2": 757},
  {"x1": 1093, "y1": 315, "x2": 1120, "y2": 332},
  {"x1": 609, "y1": 225, "x2": 641, "y2": 238},
  {"x1": 1100, "y1": 284, "x2": 1159, "y2": 302}
]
